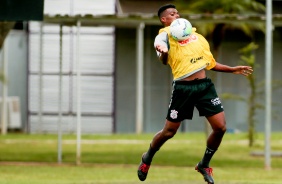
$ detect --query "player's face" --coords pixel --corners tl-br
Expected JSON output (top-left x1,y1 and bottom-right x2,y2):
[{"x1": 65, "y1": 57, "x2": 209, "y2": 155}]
[{"x1": 161, "y1": 8, "x2": 180, "y2": 27}]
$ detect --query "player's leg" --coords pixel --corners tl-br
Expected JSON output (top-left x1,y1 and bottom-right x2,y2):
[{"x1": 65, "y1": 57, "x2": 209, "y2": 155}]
[
  {"x1": 194, "y1": 79, "x2": 226, "y2": 183},
  {"x1": 137, "y1": 120, "x2": 181, "y2": 181},
  {"x1": 201, "y1": 111, "x2": 226, "y2": 166},
  {"x1": 196, "y1": 111, "x2": 226, "y2": 184},
  {"x1": 144, "y1": 119, "x2": 181, "y2": 162}
]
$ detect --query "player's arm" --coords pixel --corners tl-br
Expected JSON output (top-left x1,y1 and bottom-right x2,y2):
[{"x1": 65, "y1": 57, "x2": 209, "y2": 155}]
[
  {"x1": 199, "y1": 33, "x2": 253, "y2": 76},
  {"x1": 211, "y1": 62, "x2": 253, "y2": 76},
  {"x1": 154, "y1": 32, "x2": 169, "y2": 65}
]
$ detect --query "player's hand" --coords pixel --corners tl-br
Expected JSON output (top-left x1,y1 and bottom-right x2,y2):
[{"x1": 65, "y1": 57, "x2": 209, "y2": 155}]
[
  {"x1": 155, "y1": 45, "x2": 168, "y2": 53},
  {"x1": 233, "y1": 66, "x2": 253, "y2": 76}
]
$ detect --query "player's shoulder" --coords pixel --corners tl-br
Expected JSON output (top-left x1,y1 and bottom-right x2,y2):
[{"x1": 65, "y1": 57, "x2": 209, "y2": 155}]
[
  {"x1": 159, "y1": 26, "x2": 170, "y2": 34},
  {"x1": 193, "y1": 32, "x2": 208, "y2": 44},
  {"x1": 156, "y1": 29, "x2": 169, "y2": 41},
  {"x1": 191, "y1": 28, "x2": 205, "y2": 38}
]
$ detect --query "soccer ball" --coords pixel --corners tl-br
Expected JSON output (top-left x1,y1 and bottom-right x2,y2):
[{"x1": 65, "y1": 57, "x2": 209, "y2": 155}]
[{"x1": 170, "y1": 18, "x2": 192, "y2": 41}]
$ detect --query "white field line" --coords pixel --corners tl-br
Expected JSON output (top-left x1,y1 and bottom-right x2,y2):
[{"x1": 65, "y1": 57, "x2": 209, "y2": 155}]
[{"x1": 2, "y1": 139, "x2": 282, "y2": 145}]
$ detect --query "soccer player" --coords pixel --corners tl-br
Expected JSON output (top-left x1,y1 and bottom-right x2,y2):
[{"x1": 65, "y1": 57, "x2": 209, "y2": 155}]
[{"x1": 137, "y1": 4, "x2": 253, "y2": 184}]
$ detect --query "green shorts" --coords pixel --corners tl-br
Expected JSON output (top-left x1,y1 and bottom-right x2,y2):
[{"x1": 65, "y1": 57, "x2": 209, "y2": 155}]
[{"x1": 166, "y1": 78, "x2": 224, "y2": 122}]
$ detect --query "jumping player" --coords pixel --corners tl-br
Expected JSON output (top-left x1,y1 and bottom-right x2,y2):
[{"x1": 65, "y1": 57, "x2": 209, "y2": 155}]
[{"x1": 137, "y1": 4, "x2": 253, "y2": 184}]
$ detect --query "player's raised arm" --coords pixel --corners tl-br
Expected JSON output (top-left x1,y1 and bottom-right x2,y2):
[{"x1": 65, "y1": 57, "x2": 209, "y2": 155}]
[
  {"x1": 155, "y1": 45, "x2": 168, "y2": 65},
  {"x1": 154, "y1": 32, "x2": 169, "y2": 65},
  {"x1": 211, "y1": 62, "x2": 253, "y2": 76}
]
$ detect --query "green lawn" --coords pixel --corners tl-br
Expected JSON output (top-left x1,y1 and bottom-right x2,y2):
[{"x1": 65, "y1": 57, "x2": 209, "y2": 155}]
[{"x1": 0, "y1": 132, "x2": 281, "y2": 184}]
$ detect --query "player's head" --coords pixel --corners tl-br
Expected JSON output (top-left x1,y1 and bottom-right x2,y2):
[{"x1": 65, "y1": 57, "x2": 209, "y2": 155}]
[{"x1": 157, "y1": 4, "x2": 180, "y2": 27}]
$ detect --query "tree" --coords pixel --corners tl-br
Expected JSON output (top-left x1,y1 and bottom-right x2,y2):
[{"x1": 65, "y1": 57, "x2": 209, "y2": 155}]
[
  {"x1": 221, "y1": 42, "x2": 260, "y2": 147},
  {"x1": 240, "y1": 43, "x2": 257, "y2": 147},
  {"x1": 221, "y1": 42, "x2": 282, "y2": 147}
]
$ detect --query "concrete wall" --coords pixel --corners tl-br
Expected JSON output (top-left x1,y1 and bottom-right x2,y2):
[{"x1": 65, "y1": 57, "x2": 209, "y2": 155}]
[{"x1": 115, "y1": 26, "x2": 173, "y2": 133}]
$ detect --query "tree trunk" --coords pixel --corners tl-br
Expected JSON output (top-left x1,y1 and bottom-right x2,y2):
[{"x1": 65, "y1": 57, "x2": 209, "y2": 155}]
[{"x1": 248, "y1": 70, "x2": 256, "y2": 147}]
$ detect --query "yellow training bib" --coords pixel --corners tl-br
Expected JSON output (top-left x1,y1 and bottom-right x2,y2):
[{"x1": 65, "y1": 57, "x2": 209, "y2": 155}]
[{"x1": 159, "y1": 27, "x2": 216, "y2": 80}]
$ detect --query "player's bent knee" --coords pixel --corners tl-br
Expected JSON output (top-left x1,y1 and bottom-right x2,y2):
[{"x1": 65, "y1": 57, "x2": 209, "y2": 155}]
[
  {"x1": 220, "y1": 126, "x2": 227, "y2": 133},
  {"x1": 214, "y1": 125, "x2": 226, "y2": 135}
]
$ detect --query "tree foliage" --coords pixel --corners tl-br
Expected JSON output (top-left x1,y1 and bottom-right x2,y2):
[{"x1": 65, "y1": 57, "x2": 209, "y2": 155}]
[{"x1": 175, "y1": 0, "x2": 265, "y2": 53}]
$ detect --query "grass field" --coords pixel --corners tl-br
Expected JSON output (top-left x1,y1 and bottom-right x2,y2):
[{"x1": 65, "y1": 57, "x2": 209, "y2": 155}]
[{"x1": 0, "y1": 132, "x2": 282, "y2": 184}]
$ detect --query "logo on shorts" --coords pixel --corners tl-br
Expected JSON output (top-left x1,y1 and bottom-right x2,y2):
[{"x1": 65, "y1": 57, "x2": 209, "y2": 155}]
[
  {"x1": 211, "y1": 97, "x2": 221, "y2": 106},
  {"x1": 170, "y1": 110, "x2": 178, "y2": 119}
]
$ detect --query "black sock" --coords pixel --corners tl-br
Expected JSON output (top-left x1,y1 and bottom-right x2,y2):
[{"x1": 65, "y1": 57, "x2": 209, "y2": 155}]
[
  {"x1": 142, "y1": 144, "x2": 159, "y2": 164},
  {"x1": 200, "y1": 147, "x2": 217, "y2": 167}
]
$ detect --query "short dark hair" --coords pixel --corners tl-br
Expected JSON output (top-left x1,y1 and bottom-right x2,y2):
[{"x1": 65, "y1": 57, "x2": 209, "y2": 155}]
[{"x1": 157, "y1": 4, "x2": 176, "y2": 18}]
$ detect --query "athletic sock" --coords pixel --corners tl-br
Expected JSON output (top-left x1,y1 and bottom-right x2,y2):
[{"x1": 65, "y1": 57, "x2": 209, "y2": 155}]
[
  {"x1": 200, "y1": 147, "x2": 217, "y2": 167},
  {"x1": 142, "y1": 144, "x2": 159, "y2": 164}
]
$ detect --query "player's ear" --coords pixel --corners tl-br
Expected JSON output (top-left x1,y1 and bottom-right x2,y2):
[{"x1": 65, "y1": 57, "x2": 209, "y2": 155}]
[{"x1": 160, "y1": 17, "x2": 166, "y2": 24}]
